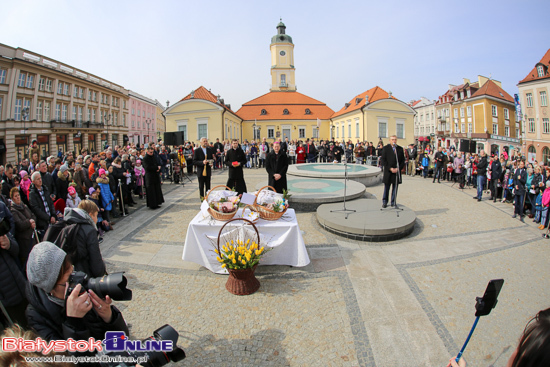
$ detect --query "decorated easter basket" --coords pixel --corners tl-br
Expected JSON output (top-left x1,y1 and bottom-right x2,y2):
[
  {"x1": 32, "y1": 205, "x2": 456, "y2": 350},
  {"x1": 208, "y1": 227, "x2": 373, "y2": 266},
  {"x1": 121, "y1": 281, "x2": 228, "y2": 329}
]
[
  {"x1": 253, "y1": 185, "x2": 288, "y2": 221},
  {"x1": 206, "y1": 185, "x2": 239, "y2": 221}
]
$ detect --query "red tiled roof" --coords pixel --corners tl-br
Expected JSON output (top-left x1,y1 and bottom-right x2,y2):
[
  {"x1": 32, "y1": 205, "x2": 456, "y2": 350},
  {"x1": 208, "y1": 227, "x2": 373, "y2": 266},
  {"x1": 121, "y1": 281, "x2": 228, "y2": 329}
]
[
  {"x1": 519, "y1": 48, "x2": 550, "y2": 84},
  {"x1": 179, "y1": 86, "x2": 237, "y2": 114},
  {"x1": 331, "y1": 86, "x2": 395, "y2": 118},
  {"x1": 471, "y1": 80, "x2": 515, "y2": 103},
  {"x1": 236, "y1": 91, "x2": 334, "y2": 121}
]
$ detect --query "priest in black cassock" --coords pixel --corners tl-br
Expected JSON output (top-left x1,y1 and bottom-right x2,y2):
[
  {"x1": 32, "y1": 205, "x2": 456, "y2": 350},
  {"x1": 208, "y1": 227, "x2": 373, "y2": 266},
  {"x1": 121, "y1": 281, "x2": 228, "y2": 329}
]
[
  {"x1": 265, "y1": 141, "x2": 288, "y2": 193},
  {"x1": 224, "y1": 139, "x2": 248, "y2": 195},
  {"x1": 142, "y1": 145, "x2": 165, "y2": 210}
]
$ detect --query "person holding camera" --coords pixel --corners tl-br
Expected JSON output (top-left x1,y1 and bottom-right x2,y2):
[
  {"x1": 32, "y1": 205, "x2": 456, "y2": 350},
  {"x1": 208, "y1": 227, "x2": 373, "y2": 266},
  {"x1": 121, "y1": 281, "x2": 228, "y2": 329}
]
[{"x1": 26, "y1": 241, "x2": 128, "y2": 341}]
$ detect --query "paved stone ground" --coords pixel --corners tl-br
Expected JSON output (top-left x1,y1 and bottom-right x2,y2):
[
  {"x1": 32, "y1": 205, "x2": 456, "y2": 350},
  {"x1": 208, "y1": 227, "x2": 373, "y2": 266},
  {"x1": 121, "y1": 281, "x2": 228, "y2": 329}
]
[{"x1": 100, "y1": 167, "x2": 550, "y2": 367}]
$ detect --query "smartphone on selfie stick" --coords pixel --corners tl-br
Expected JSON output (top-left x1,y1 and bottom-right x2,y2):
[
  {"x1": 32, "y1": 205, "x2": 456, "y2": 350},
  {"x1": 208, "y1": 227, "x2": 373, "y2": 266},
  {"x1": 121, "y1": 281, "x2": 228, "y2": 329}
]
[{"x1": 455, "y1": 279, "x2": 504, "y2": 363}]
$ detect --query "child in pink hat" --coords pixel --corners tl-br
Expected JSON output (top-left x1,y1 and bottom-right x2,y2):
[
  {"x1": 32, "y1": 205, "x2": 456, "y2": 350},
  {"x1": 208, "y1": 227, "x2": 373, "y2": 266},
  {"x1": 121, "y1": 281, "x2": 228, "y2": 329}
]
[
  {"x1": 19, "y1": 170, "x2": 31, "y2": 200},
  {"x1": 66, "y1": 185, "x2": 81, "y2": 208},
  {"x1": 134, "y1": 159, "x2": 145, "y2": 199}
]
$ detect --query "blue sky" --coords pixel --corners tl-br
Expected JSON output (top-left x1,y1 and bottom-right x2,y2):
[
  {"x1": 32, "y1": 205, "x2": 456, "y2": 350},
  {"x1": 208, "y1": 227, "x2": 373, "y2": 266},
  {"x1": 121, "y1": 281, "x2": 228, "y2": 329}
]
[{"x1": 3, "y1": 0, "x2": 549, "y2": 112}]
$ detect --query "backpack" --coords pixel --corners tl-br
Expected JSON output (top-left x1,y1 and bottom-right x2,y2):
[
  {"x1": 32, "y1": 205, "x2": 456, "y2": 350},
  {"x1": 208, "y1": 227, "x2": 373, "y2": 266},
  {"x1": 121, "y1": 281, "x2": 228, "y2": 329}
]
[
  {"x1": 422, "y1": 157, "x2": 429, "y2": 167},
  {"x1": 43, "y1": 220, "x2": 81, "y2": 256}
]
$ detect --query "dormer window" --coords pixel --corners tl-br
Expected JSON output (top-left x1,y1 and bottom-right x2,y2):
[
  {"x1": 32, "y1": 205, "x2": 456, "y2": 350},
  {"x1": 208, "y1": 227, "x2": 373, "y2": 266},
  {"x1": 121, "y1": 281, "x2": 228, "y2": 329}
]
[
  {"x1": 305, "y1": 108, "x2": 311, "y2": 115},
  {"x1": 345, "y1": 103, "x2": 350, "y2": 109},
  {"x1": 261, "y1": 109, "x2": 267, "y2": 115},
  {"x1": 355, "y1": 98, "x2": 362, "y2": 105},
  {"x1": 283, "y1": 109, "x2": 289, "y2": 115},
  {"x1": 537, "y1": 65, "x2": 545, "y2": 77}
]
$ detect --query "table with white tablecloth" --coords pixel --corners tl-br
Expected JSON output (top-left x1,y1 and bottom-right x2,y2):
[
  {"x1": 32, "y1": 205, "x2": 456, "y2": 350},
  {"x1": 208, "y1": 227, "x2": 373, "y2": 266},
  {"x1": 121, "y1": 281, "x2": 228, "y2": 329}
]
[{"x1": 182, "y1": 208, "x2": 310, "y2": 274}]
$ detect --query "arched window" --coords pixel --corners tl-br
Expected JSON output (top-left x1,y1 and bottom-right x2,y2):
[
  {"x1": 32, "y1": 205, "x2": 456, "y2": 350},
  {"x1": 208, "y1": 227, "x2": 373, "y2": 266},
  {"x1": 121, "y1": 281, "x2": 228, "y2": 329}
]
[
  {"x1": 260, "y1": 109, "x2": 267, "y2": 115},
  {"x1": 280, "y1": 74, "x2": 286, "y2": 87},
  {"x1": 305, "y1": 108, "x2": 311, "y2": 115},
  {"x1": 543, "y1": 147, "x2": 550, "y2": 165},
  {"x1": 283, "y1": 109, "x2": 289, "y2": 115},
  {"x1": 528, "y1": 145, "x2": 536, "y2": 154}
]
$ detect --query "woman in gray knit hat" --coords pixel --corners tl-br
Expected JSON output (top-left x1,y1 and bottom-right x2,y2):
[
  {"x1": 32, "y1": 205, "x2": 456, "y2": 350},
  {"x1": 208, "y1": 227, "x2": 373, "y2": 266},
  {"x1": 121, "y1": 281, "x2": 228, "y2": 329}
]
[{"x1": 25, "y1": 241, "x2": 128, "y2": 341}]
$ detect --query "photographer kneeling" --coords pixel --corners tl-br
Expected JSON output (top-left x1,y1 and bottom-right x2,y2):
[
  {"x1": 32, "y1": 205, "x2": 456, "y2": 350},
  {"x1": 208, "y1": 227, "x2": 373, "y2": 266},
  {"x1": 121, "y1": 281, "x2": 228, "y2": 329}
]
[{"x1": 25, "y1": 241, "x2": 128, "y2": 341}]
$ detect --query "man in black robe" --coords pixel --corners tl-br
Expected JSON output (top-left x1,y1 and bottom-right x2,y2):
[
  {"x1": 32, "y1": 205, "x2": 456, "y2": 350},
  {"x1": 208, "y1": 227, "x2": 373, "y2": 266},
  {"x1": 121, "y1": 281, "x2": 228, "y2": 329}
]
[
  {"x1": 193, "y1": 137, "x2": 216, "y2": 199},
  {"x1": 142, "y1": 146, "x2": 164, "y2": 210},
  {"x1": 224, "y1": 139, "x2": 248, "y2": 195},
  {"x1": 380, "y1": 135, "x2": 405, "y2": 208},
  {"x1": 265, "y1": 141, "x2": 289, "y2": 193}
]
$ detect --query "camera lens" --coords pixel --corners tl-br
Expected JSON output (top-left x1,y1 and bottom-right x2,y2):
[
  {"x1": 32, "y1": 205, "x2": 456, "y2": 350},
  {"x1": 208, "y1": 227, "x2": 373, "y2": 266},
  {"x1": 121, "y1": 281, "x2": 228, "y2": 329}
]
[{"x1": 87, "y1": 272, "x2": 132, "y2": 301}]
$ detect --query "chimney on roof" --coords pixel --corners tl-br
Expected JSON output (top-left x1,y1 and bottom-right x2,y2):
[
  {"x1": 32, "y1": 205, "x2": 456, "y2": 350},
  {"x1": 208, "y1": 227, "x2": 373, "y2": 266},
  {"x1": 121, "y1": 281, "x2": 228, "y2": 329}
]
[
  {"x1": 190, "y1": 90, "x2": 195, "y2": 99},
  {"x1": 388, "y1": 91, "x2": 392, "y2": 98},
  {"x1": 166, "y1": 100, "x2": 170, "y2": 108},
  {"x1": 365, "y1": 95, "x2": 369, "y2": 104},
  {"x1": 226, "y1": 104, "x2": 231, "y2": 110},
  {"x1": 217, "y1": 94, "x2": 221, "y2": 103}
]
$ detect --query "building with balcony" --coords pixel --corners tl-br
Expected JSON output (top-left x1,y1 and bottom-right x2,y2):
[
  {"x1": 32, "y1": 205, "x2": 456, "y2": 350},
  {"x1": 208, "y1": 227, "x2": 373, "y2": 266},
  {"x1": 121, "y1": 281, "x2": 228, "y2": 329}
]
[
  {"x1": 128, "y1": 91, "x2": 157, "y2": 146},
  {"x1": 411, "y1": 97, "x2": 436, "y2": 146},
  {"x1": 0, "y1": 43, "x2": 129, "y2": 163},
  {"x1": 435, "y1": 76, "x2": 519, "y2": 155},
  {"x1": 331, "y1": 87, "x2": 414, "y2": 146},
  {"x1": 164, "y1": 86, "x2": 242, "y2": 143},
  {"x1": 518, "y1": 48, "x2": 550, "y2": 164}
]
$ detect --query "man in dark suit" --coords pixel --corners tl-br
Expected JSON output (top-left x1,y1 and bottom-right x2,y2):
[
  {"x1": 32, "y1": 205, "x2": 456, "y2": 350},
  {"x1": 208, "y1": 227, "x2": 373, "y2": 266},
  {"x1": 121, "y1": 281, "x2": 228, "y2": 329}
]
[
  {"x1": 193, "y1": 137, "x2": 216, "y2": 199},
  {"x1": 513, "y1": 160, "x2": 527, "y2": 222},
  {"x1": 489, "y1": 154, "x2": 502, "y2": 202},
  {"x1": 305, "y1": 138, "x2": 317, "y2": 163},
  {"x1": 380, "y1": 135, "x2": 405, "y2": 208},
  {"x1": 224, "y1": 139, "x2": 248, "y2": 195}
]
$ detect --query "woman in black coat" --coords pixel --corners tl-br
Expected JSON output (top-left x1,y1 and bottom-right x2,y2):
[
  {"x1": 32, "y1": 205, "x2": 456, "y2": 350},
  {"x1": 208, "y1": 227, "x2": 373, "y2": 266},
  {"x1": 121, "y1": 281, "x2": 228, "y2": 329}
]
[
  {"x1": 10, "y1": 187, "x2": 37, "y2": 267},
  {"x1": 142, "y1": 146, "x2": 164, "y2": 209}
]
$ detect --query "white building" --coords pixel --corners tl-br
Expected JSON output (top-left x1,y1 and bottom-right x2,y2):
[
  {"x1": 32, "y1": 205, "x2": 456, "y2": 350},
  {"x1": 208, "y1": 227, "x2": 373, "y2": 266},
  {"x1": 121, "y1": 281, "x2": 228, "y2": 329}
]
[{"x1": 411, "y1": 97, "x2": 437, "y2": 145}]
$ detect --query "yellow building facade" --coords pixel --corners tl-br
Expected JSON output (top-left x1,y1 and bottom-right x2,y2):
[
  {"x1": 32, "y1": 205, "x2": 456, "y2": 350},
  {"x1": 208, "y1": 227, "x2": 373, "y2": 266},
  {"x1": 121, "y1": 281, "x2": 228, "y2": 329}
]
[
  {"x1": 331, "y1": 87, "x2": 415, "y2": 146},
  {"x1": 164, "y1": 86, "x2": 242, "y2": 144}
]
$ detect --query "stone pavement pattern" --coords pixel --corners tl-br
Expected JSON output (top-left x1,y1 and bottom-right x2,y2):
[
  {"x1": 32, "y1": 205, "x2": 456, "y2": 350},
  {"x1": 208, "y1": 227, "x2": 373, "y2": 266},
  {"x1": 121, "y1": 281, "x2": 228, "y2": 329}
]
[{"x1": 100, "y1": 168, "x2": 550, "y2": 367}]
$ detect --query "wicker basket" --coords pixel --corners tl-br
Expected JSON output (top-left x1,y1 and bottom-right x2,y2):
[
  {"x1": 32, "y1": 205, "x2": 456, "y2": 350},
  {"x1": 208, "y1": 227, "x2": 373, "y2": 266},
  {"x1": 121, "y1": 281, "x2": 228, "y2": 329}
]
[
  {"x1": 206, "y1": 185, "x2": 238, "y2": 221},
  {"x1": 217, "y1": 218, "x2": 261, "y2": 295},
  {"x1": 253, "y1": 185, "x2": 288, "y2": 221}
]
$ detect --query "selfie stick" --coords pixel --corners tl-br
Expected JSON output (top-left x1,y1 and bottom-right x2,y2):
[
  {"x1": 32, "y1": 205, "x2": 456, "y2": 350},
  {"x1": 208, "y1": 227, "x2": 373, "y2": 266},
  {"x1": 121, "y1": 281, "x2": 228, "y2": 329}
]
[{"x1": 455, "y1": 316, "x2": 480, "y2": 363}]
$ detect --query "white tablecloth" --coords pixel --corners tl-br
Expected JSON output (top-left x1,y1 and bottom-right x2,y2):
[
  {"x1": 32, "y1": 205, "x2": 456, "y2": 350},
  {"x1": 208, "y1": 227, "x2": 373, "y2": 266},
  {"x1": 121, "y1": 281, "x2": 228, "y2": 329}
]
[{"x1": 182, "y1": 208, "x2": 310, "y2": 274}]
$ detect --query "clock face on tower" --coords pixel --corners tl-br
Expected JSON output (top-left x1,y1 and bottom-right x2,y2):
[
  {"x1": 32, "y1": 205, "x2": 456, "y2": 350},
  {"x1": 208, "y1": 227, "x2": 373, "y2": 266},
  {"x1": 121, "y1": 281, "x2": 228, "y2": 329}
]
[{"x1": 280, "y1": 51, "x2": 286, "y2": 56}]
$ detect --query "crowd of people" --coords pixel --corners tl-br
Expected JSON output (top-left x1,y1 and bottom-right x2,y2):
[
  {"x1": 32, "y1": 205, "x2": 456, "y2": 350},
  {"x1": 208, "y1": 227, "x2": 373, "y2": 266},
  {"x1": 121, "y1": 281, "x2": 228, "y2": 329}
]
[{"x1": 1, "y1": 136, "x2": 550, "y2": 366}]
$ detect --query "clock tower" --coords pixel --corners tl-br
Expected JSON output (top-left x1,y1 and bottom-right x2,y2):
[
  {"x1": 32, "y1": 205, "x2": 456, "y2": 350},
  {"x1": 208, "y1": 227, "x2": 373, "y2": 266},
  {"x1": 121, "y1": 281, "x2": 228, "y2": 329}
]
[{"x1": 270, "y1": 20, "x2": 296, "y2": 92}]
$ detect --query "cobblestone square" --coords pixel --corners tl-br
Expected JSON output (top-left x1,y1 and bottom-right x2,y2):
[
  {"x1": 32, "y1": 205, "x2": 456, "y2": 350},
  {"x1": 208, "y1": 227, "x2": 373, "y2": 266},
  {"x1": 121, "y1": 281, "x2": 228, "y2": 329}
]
[{"x1": 101, "y1": 169, "x2": 550, "y2": 366}]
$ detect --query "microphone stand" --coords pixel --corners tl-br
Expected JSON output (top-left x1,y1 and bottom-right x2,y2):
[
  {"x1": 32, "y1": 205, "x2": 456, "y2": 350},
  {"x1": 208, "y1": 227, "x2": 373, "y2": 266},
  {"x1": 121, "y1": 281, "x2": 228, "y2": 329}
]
[{"x1": 330, "y1": 159, "x2": 356, "y2": 219}]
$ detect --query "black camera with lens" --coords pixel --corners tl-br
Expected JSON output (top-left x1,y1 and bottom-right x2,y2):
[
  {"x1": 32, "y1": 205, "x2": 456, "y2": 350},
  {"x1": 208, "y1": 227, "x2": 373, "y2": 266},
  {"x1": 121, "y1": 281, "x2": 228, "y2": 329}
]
[
  {"x1": 97, "y1": 324, "x2": 186, "y2": 367},
  {"x1": 67, "y1": 271, "x2": 132, "y2": 301}
]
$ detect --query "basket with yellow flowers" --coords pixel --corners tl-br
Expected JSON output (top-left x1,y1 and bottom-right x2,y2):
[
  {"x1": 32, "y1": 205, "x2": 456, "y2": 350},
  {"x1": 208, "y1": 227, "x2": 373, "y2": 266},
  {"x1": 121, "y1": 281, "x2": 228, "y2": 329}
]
[{"x1": 215, "y1": 218, "x2": 268, "y2": 295}]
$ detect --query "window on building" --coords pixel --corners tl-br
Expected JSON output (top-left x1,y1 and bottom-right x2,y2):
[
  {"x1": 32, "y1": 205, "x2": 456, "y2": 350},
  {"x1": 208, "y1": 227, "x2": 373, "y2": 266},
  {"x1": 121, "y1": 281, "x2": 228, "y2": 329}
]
[
  {"x1": 79, "y1": 88, "x2": 84, "y2": 99},
  {"x1": 78, "y1": 106, "x2": 83, "y2": 122},
  {"x1": 541, "y1": 91, "x2": 548, "y2": 107},
  {"x1": 516, "y1": 128, "x2": 520, "y2": 138},
  {"x1": 0, "y1": 69, "x2": 6, "y2": 84},
  {"x1": 396, "y1": 121, "x2": 404, "y2": 139},
  {"x1": 14, "y1": 99, "x2": 22, "y2": 121},
  {"x1": 46, "y1": 79, "x2": 53, "y2": 92},
  {"x1": 504, "y1": 108, "x2": 509, "y2": 120},
  {"x1": 356, "y1": 121, "x2": 360, "y2": 137},
  {"x1": 38, "y1": 77, "x2": 45, "y2": 91},
  {"x1": 305, "y1": 108, "x2": 311, "y2": 115},
  {"x1": 491, "y1": 105, "x2": 497, "y2": 117},
  {"x1": 431, "y1": 112, "x2": 434, "y2": 120},
  {"x1": 72, "y1": 106, "x2": 77, "y2": 120},
  {"x1": 467, "y1": 106, "x2": 472, "y2": 117},
  {"x1": 92, "y1": 109, "x2": 96, "y2": 122},
  {"x1": 454, "y1": 108, "x2": 458, "y2": 118},
  {"x1": 454, "y1": 122, "x2": 459, "y2": 132},
  {"x1": 467, "y1": 89, "x2": 471, "y2": 98},
  {"x1": 529, "y1": 118, "x2": 535, "y2": 133},
  {"x1": 460, "y1": 108, "x2": 464, "y2": 118},
  {"x1": 62, "y1": 104, "x2": 68, "y2": 121},
  {"x1": 74, "y1": 86, "x2": 78, "y2": 98},
  {"x1": 132, "y1": 120, "x2": 135, "y2": 127},
  {"x1": 57, "y1": 82, "x2": 63, "y2": 94},
  {"x1": 63, "y1": 84, "x2": 69, "y2": 96},
  {"x1": 529, "y1": 145, "x2": 536, "y2": 155},
  {"x1": 312, "y1": 126, "x2": 319, "y2": 138},
  {"x1": 260, "y1": 109, "x2": 266, "y2": 115},
  {"x1": 468, "y1": 123, "x2": 473, "y2": 133},
  {"x1": 123, "y1": 114, "x2": 126, "y2": 127},
  {"x1": 44, "y1": 102, "x2": 50, "y2": 121},
  {"x1": 55, "y1": 103, "x2": 61, "y2": 120},
  {"x1": 446, "y1": 109, "x2": 450, "y2": 117},
  {"x1": 283, "y1": 109, "x2": 289, "y2": 115},
  {"x1": 137, "y1": 110, "x2": 140, "y2": 117},
  {"x1": 299, "y1": 128, "x2": 305, "y2": 138},
  {"x1": 341, "y1": 125, "x2": 344, "y2": 138},
  {"x1": 26, "y1": 74, "x2": 34, "y2": 89},
  {"x1": 378, "y1": 121, "x2": 387, "y2": 138},
  {"x1": 348, "y1": 124, "x2": 351, "y2": 138},
  {"x1": 460, "y1": 91, "x2": 464, "y2": 99},
  {"x1": 280, "y1": 74, "x2": 286, "y2": 86},
  {"x1": 18, "y1": 73, "x2": 26, "y2": 87},
  {"x1": 268, "y1": 127, "x2": 274, "y2": 138},
  {"x1": 36, "y1": 101, "x2": 42, "y2": 121},
  {"x1": 526, "y1": 93, "x2": 533, "y2": 107},
  {"x1": 544, "y1": 118, "x2": 550, "y2": 134},
  {"x1": 461, "y1": 123, "x2": 465, "y2": 133},
  {"x1": 543, "y1": 147, "x2": 550, "y2": 165},
  {"x1": 492, "y1": 123, "x2": 498, "y2": 135},
  {"x1": 505, "y1": 126, "x2": 510, "y2": 137},
  {"x1": 421, "y1": 114, "x2": 424, "y2": 122},
  {"x1": 538, "y1": 65, "x2": 545, "y2": 77}
]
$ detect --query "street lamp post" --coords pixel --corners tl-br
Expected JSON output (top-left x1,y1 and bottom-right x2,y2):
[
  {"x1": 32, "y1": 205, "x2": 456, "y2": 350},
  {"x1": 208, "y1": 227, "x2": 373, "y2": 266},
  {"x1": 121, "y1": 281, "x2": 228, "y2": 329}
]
[
  {"x1": 104, "y1": 113, "x2": 111, "y2": 149},
  {"x1": 145, "y1": 119, "x2": 152, "y2": 143},
  {"x1": 253, "y1": 121, "x2": 257, "y2": 141}
]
